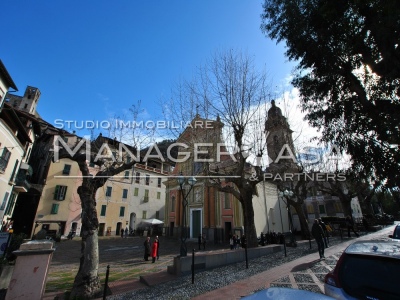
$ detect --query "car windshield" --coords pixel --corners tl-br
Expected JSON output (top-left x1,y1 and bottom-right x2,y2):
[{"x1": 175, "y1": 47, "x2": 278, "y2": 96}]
[
  {"x1": 345, "y1": 241, "x2": 400, "y2": 258},
  {"x1": 393, "y1": 226, "x2": 400, "y2": 239},
  {"x1": 339, "y1": 254, "x2": 400, "y2": 300}
]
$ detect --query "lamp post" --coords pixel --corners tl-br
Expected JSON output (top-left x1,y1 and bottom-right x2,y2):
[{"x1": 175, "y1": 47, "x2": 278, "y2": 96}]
[
  {"x1": 177, "y1": 172, "x2": 197, "y2": 257},
  {"x1": 280, "y1": 190, "x2": 294, "y2": 232}
]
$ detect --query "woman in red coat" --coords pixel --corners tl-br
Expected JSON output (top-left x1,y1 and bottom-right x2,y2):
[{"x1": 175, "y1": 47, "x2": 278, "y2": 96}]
[{"x1": 151, "y1": 238, "x2": 159, "y2": 263}]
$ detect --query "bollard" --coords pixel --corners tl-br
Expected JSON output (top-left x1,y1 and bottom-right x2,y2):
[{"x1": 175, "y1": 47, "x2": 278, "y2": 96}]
[
  {"x1": 192, "y1": 249, "x2": 195, "y2": 284},
  {"x1": 283, "y1": 235, "x2": 287, "y2": 257},
  {"x1": 245, "y1": 244, "x2": 248, "y2": 269},
  {"x1": 103, "y1": 265, "x2": 110, "y2": 300}
]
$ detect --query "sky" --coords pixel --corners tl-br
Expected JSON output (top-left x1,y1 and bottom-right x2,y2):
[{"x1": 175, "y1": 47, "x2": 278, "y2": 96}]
[{"x1": 1, "y1": 1, "x2": 300, "y2": 140}]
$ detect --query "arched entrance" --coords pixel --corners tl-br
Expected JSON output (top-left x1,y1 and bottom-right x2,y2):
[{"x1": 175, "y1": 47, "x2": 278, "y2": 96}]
[{"x1": 130, "y1": 212, "x2": 136, "y2": 231}]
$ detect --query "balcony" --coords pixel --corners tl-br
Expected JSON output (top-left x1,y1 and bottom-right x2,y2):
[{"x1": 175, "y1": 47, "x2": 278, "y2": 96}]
[
  {"x1": 13, "y1": 178, "x2": 31, "y2": 193},
  {"x1": 12, "y1": 163, "x2": 32, "y2": 193}
]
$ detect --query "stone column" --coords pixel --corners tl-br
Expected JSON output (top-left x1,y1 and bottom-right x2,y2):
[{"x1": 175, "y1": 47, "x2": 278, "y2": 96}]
[{"x1": 6, "y1": 240, "x2": 55, "y2": 300}]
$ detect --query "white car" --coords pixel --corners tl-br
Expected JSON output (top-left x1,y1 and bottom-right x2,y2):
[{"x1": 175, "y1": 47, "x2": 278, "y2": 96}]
[{"x1": 324, "y1": 241, "x2": 400, "y2": 300}]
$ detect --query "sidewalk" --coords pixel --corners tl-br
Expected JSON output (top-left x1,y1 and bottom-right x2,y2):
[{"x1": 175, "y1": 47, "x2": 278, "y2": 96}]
[{"x1": 193, "y1": 226, "x2": 394, "y2": 300}]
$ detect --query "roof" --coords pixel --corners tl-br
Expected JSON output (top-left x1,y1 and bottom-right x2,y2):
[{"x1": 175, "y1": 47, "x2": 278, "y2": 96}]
[
  {"x1": 0, "y1": 60, "x2": 18, "y2": 91},
  {"x1": 345, "y1": 240, "x2": 400, "y2": 259}
]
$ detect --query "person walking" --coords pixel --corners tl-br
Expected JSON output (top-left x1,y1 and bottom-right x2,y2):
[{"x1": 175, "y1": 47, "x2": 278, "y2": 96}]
[
  {"x1": 235, "y1": 235, "x2": 240, "y2": 249},
  {"x1": 151, "y1": 237, "x2": 159, "y2": 263},
  {"x1": 229, "y1": 235, "x2": 234, "y2": 250},
  {"x1": 318, "y1": 218, "x2": 329, "y2": 248},
  {"x1": 143, "y1": 236, "x2": 151, "y2": 261},
  {"x1": 198, "y1": 234, "x2": 202, "y2": 250},
  {"x1": 120, "y1": 228, "x2": 124, "y2": 238},
  {"x1": 312, "y1": 219, "x2": 325, "y2": 260},
  {"x1": 155, "y1": 236, "x2": 160, "y2": 260},
  {"x1": 124, "y1": 225, "x2": 129, "y2": 238},
  {"x1": 346, "y1": 215, "x2": 359, "y2": 238},
  {"x1": 202, "y1": 233, "x2": 206, "y2": 250}
]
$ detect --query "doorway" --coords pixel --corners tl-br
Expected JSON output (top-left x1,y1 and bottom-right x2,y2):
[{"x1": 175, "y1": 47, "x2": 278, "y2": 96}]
[
  {"x1": 116, "y1": 222, "x2": 122, "y2": 235},
  {"x1": 191, "y1": 209, "x2": 202, "y2": 238},
  {"x1": 99, "y1": 223, "x2": 105, "y2": 236}
]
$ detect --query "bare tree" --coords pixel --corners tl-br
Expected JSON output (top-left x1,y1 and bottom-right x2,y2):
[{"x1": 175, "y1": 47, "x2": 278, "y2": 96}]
[
  {"x1": 52, "y1": 103, "x2": 150, "y2": 299},
  {"x1": 165, "y1": 50, "x2": 273, "y2": 247}
]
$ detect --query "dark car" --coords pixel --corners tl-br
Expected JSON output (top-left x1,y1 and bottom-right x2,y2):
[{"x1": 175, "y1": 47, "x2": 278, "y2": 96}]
[
  {"x1": 389, "y1": 223, "x2": 400, "y2": 240},
  {"x1": 324, "y1": 240, "x2": 400, "y2": 300}
]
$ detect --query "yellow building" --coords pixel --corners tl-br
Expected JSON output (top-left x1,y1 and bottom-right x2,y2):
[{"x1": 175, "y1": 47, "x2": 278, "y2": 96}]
[{"x1": 34, "y1": 134, "x2": 172, "y2": 238}]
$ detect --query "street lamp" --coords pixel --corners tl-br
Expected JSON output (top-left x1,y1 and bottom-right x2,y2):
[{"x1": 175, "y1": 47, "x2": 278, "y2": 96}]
[
  {"x1": 279, "y1": 190, "x2": 295, "y2": 232},
  {"x1": 278, "y1": 189, "x2": 297, "y2": 252},
  {"x1": 177, "y1": 172, "x2": 197, "y2": 257}
]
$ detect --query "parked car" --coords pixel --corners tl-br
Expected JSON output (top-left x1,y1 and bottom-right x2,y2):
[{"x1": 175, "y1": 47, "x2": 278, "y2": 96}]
[
  {"x1": 389, "y1": 223, "x2": 400, "y2": 240},
  {"x1": 324, "y1": 240, "x2": 400, "y2": 300},
  {"x1": 242, "y1": 287, "x2": 334, "y2": 299}
]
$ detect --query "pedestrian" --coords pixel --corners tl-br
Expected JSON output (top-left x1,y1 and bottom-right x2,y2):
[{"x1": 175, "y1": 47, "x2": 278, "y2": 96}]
[
  {"x1": 229, "y1": 235, "x2": 234, "y2": 250},
  {"x1": 235, "y1": 234, "x2": 240, "y2": 249},
  {"x1": 198, "y1": 233, "x2": 202, "y2": 250},
  {"x1": 120, "y1": 228, "x2": 124, "y2": 238},
  {"x1": 124, "y1": 225, "x2": 129, "y2": 238},
  {"x1": 318, "y1": 218, "x2": 329, "y2": 248},
  {"x1": 312, "y1": 219, "x2": 325, "y2": 260},
  {"x1": 197, "y1": 233, "x2": 202, "y2": 250},
  {"x1": 346, "y1": 215, "x2": 359, "y2": 238},
  {"x1": 151, "y1": 237, "x2": 159, "y2": 263},
  {"x1": 240, "y1": 234, "x2": 246, "y2": 249},
  {"x1": 143, "y1": 236, "x2": 151, "y2": 261},
  {"x1": 155, "y1": 235, "x2": 160, "y2": 260},
  {"x1": 202, "y1": 233, "x2": 206, "y2": 250}
]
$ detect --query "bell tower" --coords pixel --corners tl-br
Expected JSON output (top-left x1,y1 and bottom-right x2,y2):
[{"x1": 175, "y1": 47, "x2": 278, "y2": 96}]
[{"x1": 265, "y1": 100, "x2": 297, "y2": 171}]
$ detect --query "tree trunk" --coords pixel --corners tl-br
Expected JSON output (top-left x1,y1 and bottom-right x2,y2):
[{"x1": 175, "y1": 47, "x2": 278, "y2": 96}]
[
  {"x1": 291, "y1": 201, "x2": 311, "y2": 239},
  {"x1": 240, "y1": 187, "x2": 258, "y2": 248},
  {"x1": 339, "y1": 196, "x2": 352, "y2": 218},
  {"x1": 69, "y1": 184, "x2": 101, "y2": 299}
]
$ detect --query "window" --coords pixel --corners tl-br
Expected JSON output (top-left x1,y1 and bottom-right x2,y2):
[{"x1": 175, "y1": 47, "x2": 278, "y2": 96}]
[
  {"x1": 307, "y1": 204, "x2": 315, "y2": 214},
  {"x1": 0, "y1": 192, "x2": 9, "y2": 210},
  {"x1": 119, "y1": 206, "x2": 125, "y2": 217},
  {"x1": 51, "y1": 203, "x2": 59, "y2": 214},
  {"x1": 0, "y1": 147, "x2": 11, "y2": 172},
  {"x1": 144, "y1": 189, "x2": 149, "y2": 202},
  {"x1": 319, "y1": 204, "x2": 326, "y2": 214},
  {"x1": 54, "y1": 185, "x2": 68, "y2": 200},
  {"x1": 157, "y1": 192, "x2": 161, "y2": 199},
  {"x1": 89, "y1": 162, "x2": 95, "y2": 167},
  {"x1": 224, "y1": 193, "x2": 231, "y2": 209},
  {"x1": 135, "y1": 172, "x2": 140, "y2": 183},
  {"x1": 171, "y1": 196, "x2": 175, "y2": 212},
  {"x1": 4, "y1": 193, "x2": 16, "y2": 215},
  {"x1": 100, "y1": 205, "x2": 107, "y2": 216},
  {"x1": 126, "y1": 156, "x2": 131, "y2": 163},
  {"x1": 106, "y1": 186, "x2": 112, "y2": 197},
  {"x1": 63, "y1": 164, "x2": 71, "y2": 175},
  {"x1": 124, "y1": 171, "x2": 130, "y2": 179},
  {"x1": 334, "y1": 202, "x2": 343, "y2": 213},
  {"x1": 142, "y1": 211, "x2": 147, "y2": 219},
  {"x1": 156, "y1": 211, "x2": 160, "y2": 219},
  {"x1": 145, "y1": 175, "x2": 150, "y2": 185},
  {"x1": 134, "y1": 187, "x2": 139, "y2": 196},
  {"x1": 9, "y1": 159, "x2": 19, "y2": 182},
  {"x1": 157, "y1": 178, "x2": 162, "y2": 188},
  {"x1": 122, "y1": 189, "x2": 128, "y2": 199}
]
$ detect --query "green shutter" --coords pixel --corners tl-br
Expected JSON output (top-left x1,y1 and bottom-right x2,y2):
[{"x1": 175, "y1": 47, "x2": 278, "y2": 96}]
[{"x1": 51, "y1": 203, "x2": 59, "y2": 214}]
